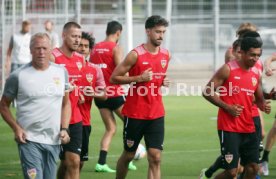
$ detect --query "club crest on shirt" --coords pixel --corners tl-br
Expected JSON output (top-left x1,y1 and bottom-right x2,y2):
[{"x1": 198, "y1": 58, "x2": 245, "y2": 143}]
[
  {"x1": 225, "y1": 154, "x2": 233, "y2": 164},
  {"x1": 53, "y1": 77, "x2": 61, "y2": 85},
  {"x1": 161, "y1": 59, "x2": 167, "y2": 68},
  {"x1": 27, "y1": 168, "x2": 37, "y2": 179},
  {"x1": 76, "y1": 62, "x2": 83, "y2": 70},
  {"x1": 126, "y1": 139, "x2": 134, "y2": 148},
  {"x1": 252, "y1": 77, "x2": 257, "y2": 86},
  {"x1": 86, "y1": 73, "x2": 94, "y2": 83}
]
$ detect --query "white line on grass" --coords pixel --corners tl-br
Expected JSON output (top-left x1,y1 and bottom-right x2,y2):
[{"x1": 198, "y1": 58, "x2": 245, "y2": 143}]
[{"x1": 0, "y1": 148, "x2": 219, "y2": 166}]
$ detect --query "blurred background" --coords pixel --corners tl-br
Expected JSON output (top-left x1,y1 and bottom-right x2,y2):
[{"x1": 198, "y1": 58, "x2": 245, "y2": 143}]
[{"x1": 1, "y1": 0, "x2": 276, "y2": 94}]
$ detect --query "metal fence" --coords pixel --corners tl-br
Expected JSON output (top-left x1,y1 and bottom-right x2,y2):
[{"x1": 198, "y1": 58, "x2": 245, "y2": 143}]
[{"x1": 1, "y1": 0, "x2": 276, "y2": 91}]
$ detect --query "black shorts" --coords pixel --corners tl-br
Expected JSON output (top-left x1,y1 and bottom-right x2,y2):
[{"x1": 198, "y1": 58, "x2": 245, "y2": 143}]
[
  {"x1": 218, "y1": 130, "x2": 259, "y2": 170},
  {"x1": 60, "y1": 121, "x2": 83, "y2": 160},
  {"x1": 80, "y1": 125, "x2": 92, "y2": 161},
  {"x1": 123, "y1": 116, "x2": 164, "y2": 152},
  {"x1": 253, "y1": 116, "x2": 261, "y2": 145},
  {"x1": 94, "y1": 96, "x2": 125, "y2": 111}
]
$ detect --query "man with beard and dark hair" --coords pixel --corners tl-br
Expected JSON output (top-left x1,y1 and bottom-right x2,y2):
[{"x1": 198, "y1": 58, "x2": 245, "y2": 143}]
[
  {"x1": 110, "y1": 15, "x2": 170, "y2": 179},
  {"x1": 51, "y1": 21, "x2": 83, "y2": 179}
]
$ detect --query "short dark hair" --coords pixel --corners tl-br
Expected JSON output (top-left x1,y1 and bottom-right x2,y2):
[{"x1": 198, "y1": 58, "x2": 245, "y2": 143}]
[
  {"x1": 145, "y1": 15, "x2": 169, "y2": 29},
  {"x1": 240, "y1": 31, "x2": 262, "y2": 52},
  {"x1": 106, "y1": 21, "x2": 122, "y2": 35},
  {"x1": 232, "y1": 39, "x2": 241, "y2": 52},
  {"x1": 81, "y1": 32, "x2": 95, "y2": 49},
  {"x1": 63, "y1": 21, "x2": 81, "y2": 32}
]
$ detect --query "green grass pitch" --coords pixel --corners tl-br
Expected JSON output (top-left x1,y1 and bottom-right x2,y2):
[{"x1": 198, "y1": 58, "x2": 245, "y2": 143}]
[{"x1": 0, "y1": 96, "x2": 276, "y2": 178}]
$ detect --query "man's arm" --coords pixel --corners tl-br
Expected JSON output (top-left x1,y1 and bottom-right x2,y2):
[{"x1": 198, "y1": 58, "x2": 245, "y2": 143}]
[
  {"x1": 113, "y1": 45, "x2": 124, "y2": 66},
  {"x1": 0, "y1": 96, "x2": 26, "y2": 143},
  {"x1": 264, "y1": 54, "x2": 276, "y2": 76},
  {"x1": 94, "y1": 66, "x2": 107, "y2": 100},
  {"x1": 224, "y1": 48, "x2": 235, "y2": 63},
  {"x1": 60, "y1": 91, "x2": 71, "y2": 144},
  {"x1": 254, "y1": 78, "x2": 271, "y2": 114},
  {"x1": 110, "y1": 51, "x2": 152, "y2": 84},
  {"x1": 202, "y1": 64, "x2": 244, "y2": 117},
  {"x1": 5, "y1": 36, "x2": 13, "y2": 76}
]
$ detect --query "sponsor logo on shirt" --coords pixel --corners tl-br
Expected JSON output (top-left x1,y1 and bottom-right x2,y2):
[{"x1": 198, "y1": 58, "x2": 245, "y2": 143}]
[
  {"x1": 234, "y1": 76, "x2": 240, "y2": 80},
  {"x1": 232, "y1": 86, "x2": 240, "y2": 94},
  {"x1": 95, "y1": 63, "x2": 107, "y2": 68},
  {"x1": 142, "y1": 62, "x2": 149, "y2": 65}
]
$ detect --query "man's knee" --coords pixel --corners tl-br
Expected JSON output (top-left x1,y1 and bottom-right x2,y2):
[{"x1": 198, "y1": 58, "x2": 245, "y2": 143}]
[
  {"x1": 245, "y1": 163, "x2": 258, "y2": 176},
  {"x1": 147, "y1": 151, "x2": 161, "y2": 165},
  {"x1": 224, "y1": 169, "x2": 238, "y2": 178},
  {"x1": 65, "y1": 153, "x2": 80, "y2": 169}
]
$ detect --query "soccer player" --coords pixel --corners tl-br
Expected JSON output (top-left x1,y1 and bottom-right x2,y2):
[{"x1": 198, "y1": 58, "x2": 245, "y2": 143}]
[
  {"x1": 259, "y1": 53, "x2": 276, "y2": 176},
  {"x1": 0, "y1": 33, "x2": 71, "y2": 179},
  {"x1": 90, "y1": 21, "x2": 136, "y2": 172},
  {"x1": 51, "y1": 22, "x2": 83, "y2": 179},
  {"x1": 111, "y1": 15, "x2": 170, "y2": 179},
  {"x1": 77, "y1": 32, "x2": 107, "y2": 171},
  {"x1": 44, "y1": 20, "x2": 60, "y2": 49},
  {"x1": 5, "y1": 20, "x2": 32, "y2": 76},
  {"x1": 225, "y1": 22, "x2": 257, "y2": 63},
  {"x1": 202, "y1": 31, "x2": 271, "y2": 179}
]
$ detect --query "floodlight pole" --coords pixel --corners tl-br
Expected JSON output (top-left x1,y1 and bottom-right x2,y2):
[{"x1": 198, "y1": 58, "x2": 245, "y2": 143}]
[
  {"x1": 147, "y1": 0, "x2": 152, "y2": 17},
  {"x1": 22, "y1": 0, "x2": 26, "y2": 20},
  {"x1": 165, "y1": 0, "x2": 172, "y2": 50},
  {"x1": 125, "y1": 0, "x2": 133, "y2": 53},
  {"x1": 76, "y1": 0, "x2": 81, "y2": 24},
  {"x1": 2, "y1": 0, "x2": 5, "y2": 91},
  {"x1": 213, "y1": 0, "x2": 220, "y2": 71},
  {"x1": 12, "y1": 0, "x2": 16, "y2": 33}
]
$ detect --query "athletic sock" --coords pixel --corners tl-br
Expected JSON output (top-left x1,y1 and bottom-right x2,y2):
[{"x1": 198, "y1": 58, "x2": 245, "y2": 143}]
[
  {"x1": 98, "y1": 150, "x2": 107, "y2": 165},
  {"x1": 261, "y1": 150, "x2": 270, "y2": 162},
  {"x1": 205, "y1": 156, "x2": 222, "y2": 178}
]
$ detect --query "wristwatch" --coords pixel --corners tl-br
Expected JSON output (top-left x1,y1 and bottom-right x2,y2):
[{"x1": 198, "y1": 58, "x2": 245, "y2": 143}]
[{"x1": 61, "y1": 128, "x2": 70, "y2": 135}]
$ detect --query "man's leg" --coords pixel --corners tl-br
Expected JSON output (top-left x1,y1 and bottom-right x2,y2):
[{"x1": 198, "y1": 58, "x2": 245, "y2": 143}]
[
  {"x1": 243, "y1": 163, "x2": 259, "y2": 179},
  {"x1": 43, "y1": 144, "x2": 60, "y2": 179},
  {"x1": 261, "y1": 118, "x2": 276, "y2": 175},
  {"x1": 95, "y1": 108, "x2": 116, "y2": 172},
  {"x1": 147, "y1": 148, "x2": 162, "y2": 179},
  {"x1": 202, "y1": 155, "x2": 223, "y2": 178},
  {"x1": 80, "y1": 125, "x2": 91, "y2": 171},
  {"x1": 116, "y1": 150, "x2": 136, "y2": 179},
  {"x1": 64, "y1": 152, "x2": 80, "y2": 179},
  {"x1": 18, "y1": 142, "x2": 43, "y2": 179},
  {"x1": 214, "y1": 169, "x2": 238, "y2": 179},
  {"x1": 57, "y1": 122, "x2": 82, "y2": 179}
]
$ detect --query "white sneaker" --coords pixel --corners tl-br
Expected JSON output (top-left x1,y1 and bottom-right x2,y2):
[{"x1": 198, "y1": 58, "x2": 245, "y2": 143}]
[
  {"x1": 261, "y1": 161, "x2": 269, "y2": 176},
  {"x1": 199, "y1": 168, "x2": 209, "y2": 179}
]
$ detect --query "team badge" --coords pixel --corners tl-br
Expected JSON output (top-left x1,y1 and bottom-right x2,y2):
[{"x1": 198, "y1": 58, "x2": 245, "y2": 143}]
[
  {"x1": 86, "y1": 73, "x2": 94, "y2": 83},
  {"x1": 252, "y1": 77, "x2": 257, "y2": 86},
  {"x1": 126, "y1": 139, "x2": 134, "y2": 148},
  {"x1": 53, "y1": 77, "x2": 61, "y2": 85},
  {"x1": 27, "y1": 168, "x2": 37, "y2": 179},
  {"x1": 225, "y1": 154, "x2": 233, "y2": 164},
  {"x1": 76, "y1": 62, "x2": 83, "y2": 70},
  {"x1": 161, "y1": 59, "x2": 167, "y2": 68}
]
